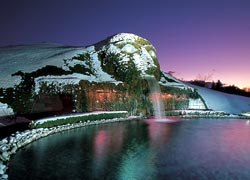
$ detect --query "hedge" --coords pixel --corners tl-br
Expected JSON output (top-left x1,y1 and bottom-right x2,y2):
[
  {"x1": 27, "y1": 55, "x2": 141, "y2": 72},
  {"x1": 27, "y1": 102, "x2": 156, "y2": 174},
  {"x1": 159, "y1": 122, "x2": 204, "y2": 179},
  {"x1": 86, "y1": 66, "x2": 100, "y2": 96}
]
[{"x1": 31, "y1": 111, "x2": 128, "y2": 128}]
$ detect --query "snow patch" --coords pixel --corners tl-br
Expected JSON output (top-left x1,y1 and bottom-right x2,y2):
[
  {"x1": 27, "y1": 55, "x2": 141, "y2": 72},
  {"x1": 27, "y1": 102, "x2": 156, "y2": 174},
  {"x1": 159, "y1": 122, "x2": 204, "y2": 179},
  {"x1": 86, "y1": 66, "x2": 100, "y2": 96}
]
[
  {"x1": 132, "y1": 47, "x2": 156, "y2": 74},
  {"x1": 0, "y1": 102, "x2": 14, "y2": 117},
  {"x1": 121, "y1": 44, "x2": 137, "y2": 53},
  {"x1": 159, "y1": 71, "x2": 190, "y2": 89},
  {"x1": 35, "y1": 72, "x2": 121, "y2": 93},
  {"x1": 106, "y1": 44, "x2": 121, "y2": 54},
  {"x1": 120, "y1": 56, "x2": 130, "y2": 63},
  {"x1": 110, "y1": 33, "x2": 139, "y2": 43}
]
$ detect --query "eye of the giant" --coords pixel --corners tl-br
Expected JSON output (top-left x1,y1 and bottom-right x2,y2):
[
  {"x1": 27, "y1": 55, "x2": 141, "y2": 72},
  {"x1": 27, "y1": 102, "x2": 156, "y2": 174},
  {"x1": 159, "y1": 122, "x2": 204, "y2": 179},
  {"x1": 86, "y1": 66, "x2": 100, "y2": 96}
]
[
  {"x1": 149, "y1": 50, "x2": 156, "y2": 57},
  {"x1": 121, "y1": 44, "x2": 137, "y2": 53}
]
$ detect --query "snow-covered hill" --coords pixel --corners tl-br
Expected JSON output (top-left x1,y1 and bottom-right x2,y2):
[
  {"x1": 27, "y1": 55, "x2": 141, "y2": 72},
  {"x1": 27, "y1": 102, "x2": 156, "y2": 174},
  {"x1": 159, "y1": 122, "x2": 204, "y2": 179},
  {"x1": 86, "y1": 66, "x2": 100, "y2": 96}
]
[
  {"x1": 0, "y1": 33, "x2": 169, "y2": 116},
  {"x1": 0, "y1": 33, "x2": 161, "y2": 89},
  {"x1": 189, "y1": 84, "x2": 250, "y2": 114},
  {"x1": 0, "y1": 33, "x2": 249, "y2": 116}
]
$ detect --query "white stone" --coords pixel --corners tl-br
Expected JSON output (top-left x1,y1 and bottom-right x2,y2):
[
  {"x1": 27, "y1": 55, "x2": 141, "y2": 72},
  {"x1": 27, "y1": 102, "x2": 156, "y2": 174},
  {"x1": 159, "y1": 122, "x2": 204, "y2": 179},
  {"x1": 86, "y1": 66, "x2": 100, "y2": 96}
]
[
  {"x1": 10, "y1": 146, "x2": 17, "y2": 154},
  {"x1": 1, "y1": 152, "x2": 9, "y2": 161},
  {"x1": 0, "y1": 144, "x2": 10, "y2": 152},
  {"x1": 0, "y1": 163, "x2": 5, "y2": 172},
  {"x1": 1, "y1": 174, "x2": 8, "y2": 179},
  {"x1": 0, "y1": 139, "x2": 8, "y2": 145}
]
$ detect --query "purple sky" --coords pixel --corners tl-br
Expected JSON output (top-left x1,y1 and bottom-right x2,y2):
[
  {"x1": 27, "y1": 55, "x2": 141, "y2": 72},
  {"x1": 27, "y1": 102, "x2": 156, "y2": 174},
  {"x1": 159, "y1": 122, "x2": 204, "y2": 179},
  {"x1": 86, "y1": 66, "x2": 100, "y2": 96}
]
[{"x1": 1, "y1": 0, "x2": 250, "y2": 88}]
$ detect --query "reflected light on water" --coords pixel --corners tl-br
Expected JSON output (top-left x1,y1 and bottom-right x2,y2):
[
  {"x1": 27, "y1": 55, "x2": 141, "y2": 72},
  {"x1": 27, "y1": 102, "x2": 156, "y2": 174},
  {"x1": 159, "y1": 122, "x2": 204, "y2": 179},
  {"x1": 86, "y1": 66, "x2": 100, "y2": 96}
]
[
  {"x1": 145, "y1": 118, "x2": 173, "y2": 149},
  {"x1": 92, "y1": 126, "x2": 124, "y2": 178},
  {"x1": 216, "y1": 120, "x2": 250, "y2": 160},
  {"x1": 94, "y1": 130, "x2": 108, "y2": 160},
  {"x1": 118, "y1": 143, "x2": 157, "y2": 180},
  {"x1": 8, "y1": 118, "x2": 250, "y2": 180}
]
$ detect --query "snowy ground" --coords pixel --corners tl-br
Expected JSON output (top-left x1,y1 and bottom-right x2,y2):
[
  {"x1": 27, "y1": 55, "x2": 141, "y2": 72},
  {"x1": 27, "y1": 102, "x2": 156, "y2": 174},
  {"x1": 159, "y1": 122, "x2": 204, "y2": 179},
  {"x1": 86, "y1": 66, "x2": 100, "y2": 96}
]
[
  {"x1": 0, "y1": 43, "x2": 85, "y2": 88},
  {"x1": 189, "y1": 84, "x2": 250, "y2": 114}
]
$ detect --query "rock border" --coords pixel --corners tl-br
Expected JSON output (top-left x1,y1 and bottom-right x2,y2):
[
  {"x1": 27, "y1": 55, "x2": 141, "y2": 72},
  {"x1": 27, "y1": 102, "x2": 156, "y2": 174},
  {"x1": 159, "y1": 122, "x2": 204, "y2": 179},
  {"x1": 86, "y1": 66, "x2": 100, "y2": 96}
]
[{"x1": 0, "y1": 116, "x2": 141, "y2": 179}]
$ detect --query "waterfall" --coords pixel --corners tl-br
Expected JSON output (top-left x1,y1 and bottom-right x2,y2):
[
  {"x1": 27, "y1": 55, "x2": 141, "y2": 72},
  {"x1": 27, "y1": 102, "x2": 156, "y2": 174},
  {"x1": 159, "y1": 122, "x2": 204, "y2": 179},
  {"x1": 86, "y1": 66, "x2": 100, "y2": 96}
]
[{"x1": 145, "y1": 76, "x2": 165, "y2": 120}]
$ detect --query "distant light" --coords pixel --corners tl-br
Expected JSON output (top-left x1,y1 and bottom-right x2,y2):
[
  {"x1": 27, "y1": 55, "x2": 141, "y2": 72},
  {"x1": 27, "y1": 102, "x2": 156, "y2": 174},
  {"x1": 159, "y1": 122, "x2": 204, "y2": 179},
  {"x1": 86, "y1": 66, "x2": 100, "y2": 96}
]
[{"x1": 242, "y1": 112, "x2": 250, "y2": 117}]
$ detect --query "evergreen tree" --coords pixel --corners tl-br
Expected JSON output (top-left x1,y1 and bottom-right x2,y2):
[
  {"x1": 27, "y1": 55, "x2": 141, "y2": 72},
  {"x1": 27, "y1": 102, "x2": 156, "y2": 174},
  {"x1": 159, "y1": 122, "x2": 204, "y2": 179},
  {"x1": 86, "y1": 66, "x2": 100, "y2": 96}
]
[{"x1": 215, "y1": 80, "x2": 223, "y2": 90}]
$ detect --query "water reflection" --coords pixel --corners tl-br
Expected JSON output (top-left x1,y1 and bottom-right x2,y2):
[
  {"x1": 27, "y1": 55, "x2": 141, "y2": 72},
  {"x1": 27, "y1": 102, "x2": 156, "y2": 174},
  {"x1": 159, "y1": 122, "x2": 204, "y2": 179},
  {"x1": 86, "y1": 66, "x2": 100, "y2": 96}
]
[
  {"x1": 118, "y1": 142, "x2": 157, "y2": 180},
  {"x1": 93, "y1": 130, "x2": 109, "y2": 178},
  {"x1": 145, "y1": 118, "x2": 173, "y2": 150},
  {"x1": 8, "y1": 118, "x2": 250, "y2": 180},
  {"x1": 92, "y1": 126, "x2": 124, "y2": 179}
]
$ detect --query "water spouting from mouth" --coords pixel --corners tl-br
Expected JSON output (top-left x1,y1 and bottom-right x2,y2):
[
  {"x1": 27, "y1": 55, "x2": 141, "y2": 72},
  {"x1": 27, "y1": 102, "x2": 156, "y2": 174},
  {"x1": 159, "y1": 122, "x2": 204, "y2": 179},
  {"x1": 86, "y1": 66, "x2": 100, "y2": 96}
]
[{"x1": 144, "y1": 75, "x2": 165, "y2": 120}]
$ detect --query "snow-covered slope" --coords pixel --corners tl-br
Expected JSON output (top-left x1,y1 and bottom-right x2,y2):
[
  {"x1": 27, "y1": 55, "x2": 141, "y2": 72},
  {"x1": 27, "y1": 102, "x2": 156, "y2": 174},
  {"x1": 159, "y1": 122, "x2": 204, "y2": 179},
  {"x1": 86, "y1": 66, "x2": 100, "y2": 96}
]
[
  {"x1": 34, "y1": 45, "x2": 121, "y2": 93},
  {"x1": 190, "y1": 84, "x2": 250, "y2": 114},
  {"x1": 160, "y1": 71, "x2": 191, "y2": 89},
  {"x1": 0, "y1": 43, "x2": 85, "y2": 88},
  {"x1": 0, "y1": 33, "x2": 160, "y2": 89}
]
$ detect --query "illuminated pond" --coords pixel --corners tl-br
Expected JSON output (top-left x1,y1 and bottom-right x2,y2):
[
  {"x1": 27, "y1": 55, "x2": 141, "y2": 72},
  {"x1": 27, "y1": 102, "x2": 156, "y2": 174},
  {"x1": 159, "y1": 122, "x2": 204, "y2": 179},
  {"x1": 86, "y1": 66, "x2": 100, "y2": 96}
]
[{"x1": 9, "y1": 118, "x2": 250, "y2": 180}]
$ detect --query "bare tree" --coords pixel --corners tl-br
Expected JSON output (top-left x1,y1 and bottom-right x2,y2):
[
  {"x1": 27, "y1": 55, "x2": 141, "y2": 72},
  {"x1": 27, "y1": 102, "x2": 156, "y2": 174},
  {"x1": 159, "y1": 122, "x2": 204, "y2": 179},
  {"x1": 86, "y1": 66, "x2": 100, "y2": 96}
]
[{"x1": 195, "y1": 73, "x2": 213, "y2": 82}]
